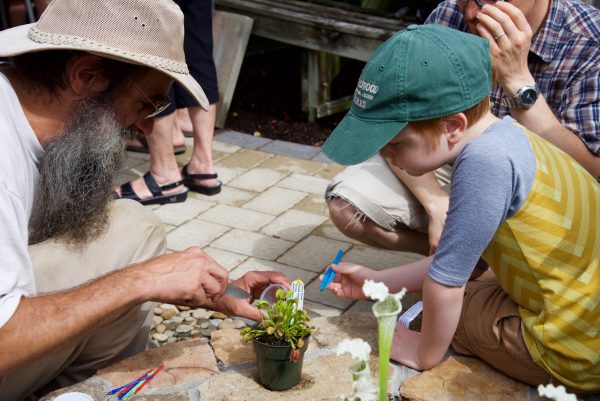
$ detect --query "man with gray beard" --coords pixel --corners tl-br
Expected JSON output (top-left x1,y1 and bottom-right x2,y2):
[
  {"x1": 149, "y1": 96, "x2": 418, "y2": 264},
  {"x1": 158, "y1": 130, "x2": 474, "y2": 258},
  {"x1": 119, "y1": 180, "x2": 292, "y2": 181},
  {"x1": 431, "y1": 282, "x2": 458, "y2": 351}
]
[{"x1": 0, "y1": 1, "x2": 288, "y2": 400}]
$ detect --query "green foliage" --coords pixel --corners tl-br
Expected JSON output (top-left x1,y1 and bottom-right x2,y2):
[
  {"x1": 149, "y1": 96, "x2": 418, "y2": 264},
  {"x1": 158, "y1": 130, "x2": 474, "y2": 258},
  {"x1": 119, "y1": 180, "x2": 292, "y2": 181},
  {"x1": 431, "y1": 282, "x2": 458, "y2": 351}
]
[{"x1": 240, "y1": 288, "x2": 314, "y2": 349}]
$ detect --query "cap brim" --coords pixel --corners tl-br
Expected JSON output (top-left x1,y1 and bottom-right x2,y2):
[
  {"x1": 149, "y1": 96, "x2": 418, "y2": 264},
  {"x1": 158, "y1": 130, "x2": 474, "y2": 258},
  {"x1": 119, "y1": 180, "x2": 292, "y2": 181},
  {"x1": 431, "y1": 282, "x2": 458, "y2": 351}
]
[
  {"x1": 323, "y1": 111, "x2": 407, "y2": 165},
  {"x1": 0, "y1": 24, "x2": 209, "y2": 110}
]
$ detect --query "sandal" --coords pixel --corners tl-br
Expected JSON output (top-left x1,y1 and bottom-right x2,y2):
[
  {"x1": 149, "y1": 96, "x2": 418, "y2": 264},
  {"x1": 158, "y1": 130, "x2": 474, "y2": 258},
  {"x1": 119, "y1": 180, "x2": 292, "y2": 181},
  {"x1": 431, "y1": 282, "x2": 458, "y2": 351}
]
[
  {"x1": 126, "y1": 133, "x2": 186, "y2": 155},
  {"x1": 118, "y1": 171, "x2": 188, "y2": 205},
  {"x1": 182, "y1": 164, "x2": 222, "y2": 196}
]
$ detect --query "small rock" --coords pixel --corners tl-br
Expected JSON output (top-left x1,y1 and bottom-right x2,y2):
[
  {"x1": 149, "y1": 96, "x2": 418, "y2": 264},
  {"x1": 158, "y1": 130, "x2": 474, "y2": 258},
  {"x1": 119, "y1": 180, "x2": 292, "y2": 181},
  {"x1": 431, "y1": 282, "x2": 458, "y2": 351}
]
[
  {"x1": 166, "y1": 337, "x2": 178, "y2": 343},
  {"x1": 233, "y1": 319, "x2": 246, "y2": 329},
  {"x1": 152, "y1": 333, "x2": 168, "y2": 342},
  {"x1": 153, "y1": 306, "x2": 163, "y2": 315},
  {"x1": 253, "y1": 131, "x2": 262, "y2": 137},
  {"x1": 184, "y1": 316, "x2": 197, "y2": 325},
  {"x1": 163, "y1": 330, "x2": 174, "y2": 338},
  {"x1": 177, "y1": 305, "x2": 191, "y2": 311},
  {"x1": 180, "y1": 311, "x2": 193, "y2": 318},
  {"x1": 218, "y1": 319, "x2": 236, "y2": 330},
  {"x1": 155, "y1": 324, "x2": 166, "y2": 334},
  {"x1": 200, "y1": 326, "x2": 217, "y2": 337},
  {"x1": 176, "y1": 324, "x2": 194, "y2": 334},
  {"x1": 211, "y1": 312, "x2": 228, "y2": 319},
  {"x1": 210, "y1": 319, "x2": 223, "y2": 327},
  {"x1": 152, "y1": 316, "x2": 163, "y2": 327},
  {"x1": 200, "y1": 322, "x2": 210, "y2": 329},
  {"x1": 160, "y1": 304, "x2": 179, "y2": 320},
  {"x1": 192, "y1": 309, "x2": 213, "y2": 319}
]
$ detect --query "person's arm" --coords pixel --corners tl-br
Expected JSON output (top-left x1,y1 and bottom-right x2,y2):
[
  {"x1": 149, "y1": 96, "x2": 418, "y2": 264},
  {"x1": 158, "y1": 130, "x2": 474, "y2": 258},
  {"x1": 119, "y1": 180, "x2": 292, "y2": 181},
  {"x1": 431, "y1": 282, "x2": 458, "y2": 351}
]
[
  {"x1": 391, "y1": 275, "x2": 464, "y2": 370},
  {"x1": 381, "y1": 153, "x2": 449, "y2": 254},
  {"x1": 325, "y1": 255, "x2": 434, "y2": 300},
  {"x1": 476, "y1": 2, "x2": 600, "y2": 177},
  {"x1": 0, "y1": 247, "x2": 228, "y2": 376}
]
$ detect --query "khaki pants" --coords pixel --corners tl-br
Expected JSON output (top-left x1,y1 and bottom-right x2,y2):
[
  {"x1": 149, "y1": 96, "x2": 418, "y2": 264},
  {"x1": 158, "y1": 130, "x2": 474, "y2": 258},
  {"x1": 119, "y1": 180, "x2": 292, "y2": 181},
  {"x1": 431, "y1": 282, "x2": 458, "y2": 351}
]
[
  {"x1": 325, "y1": 153, "x2": 452, "y2": 232},
  {"x1": 0, "y1": 199, "x2": 166, "y2": 401},
  {"x1": 452, "y1": 276, "x2": 596, "y2": 395}
]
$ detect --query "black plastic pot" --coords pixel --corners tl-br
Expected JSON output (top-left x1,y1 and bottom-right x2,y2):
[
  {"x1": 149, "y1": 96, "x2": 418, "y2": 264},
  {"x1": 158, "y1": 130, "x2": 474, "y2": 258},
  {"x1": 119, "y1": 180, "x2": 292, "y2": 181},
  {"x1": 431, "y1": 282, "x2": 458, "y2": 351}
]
[{"x1": 253, "y1": 336, "x2": 310, "y2": 391}]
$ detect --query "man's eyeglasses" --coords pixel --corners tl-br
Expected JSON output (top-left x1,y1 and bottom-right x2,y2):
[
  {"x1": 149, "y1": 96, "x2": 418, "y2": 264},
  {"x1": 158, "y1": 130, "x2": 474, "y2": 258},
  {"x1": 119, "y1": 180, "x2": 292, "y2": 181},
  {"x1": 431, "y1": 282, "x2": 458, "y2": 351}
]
[
  {"x1": 132, "y1": 83, "x2": 171, "y2": 119},
  {"x1": 457, "y1": 0, "x2": 504, "y2": 8}
]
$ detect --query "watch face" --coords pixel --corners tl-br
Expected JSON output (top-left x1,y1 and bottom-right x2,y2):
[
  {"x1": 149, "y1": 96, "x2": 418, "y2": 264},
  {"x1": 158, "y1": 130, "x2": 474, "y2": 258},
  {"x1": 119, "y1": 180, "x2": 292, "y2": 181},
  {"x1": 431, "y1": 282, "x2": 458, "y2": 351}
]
[{"x1": 520, "y1": 88, "x2": 539, "y2": 107}]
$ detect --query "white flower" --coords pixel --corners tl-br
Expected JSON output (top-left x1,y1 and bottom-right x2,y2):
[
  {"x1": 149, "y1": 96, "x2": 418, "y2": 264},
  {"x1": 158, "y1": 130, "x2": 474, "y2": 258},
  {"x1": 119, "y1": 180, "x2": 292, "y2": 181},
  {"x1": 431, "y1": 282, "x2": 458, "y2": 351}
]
[
  {"x1": 537, "y1": 384, "x2": 577, "y2": 401},
  {"x1": 336, "y1": 338, "x2": 371, "y2": 362},
  {"x1": 362, "y1": 280, "x2": 389, "y2": 302}
]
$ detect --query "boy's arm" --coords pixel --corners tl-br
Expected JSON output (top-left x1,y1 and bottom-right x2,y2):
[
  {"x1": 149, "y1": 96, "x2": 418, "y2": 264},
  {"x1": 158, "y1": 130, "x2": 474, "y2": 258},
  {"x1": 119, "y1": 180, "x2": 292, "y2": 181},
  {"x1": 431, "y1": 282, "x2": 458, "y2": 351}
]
[
  {"x1": 391, "y1": 275, "x2": 464, "y2": 370},
  {"x1": 382, "y1": 155, "x2": 449, "y2": 254}
]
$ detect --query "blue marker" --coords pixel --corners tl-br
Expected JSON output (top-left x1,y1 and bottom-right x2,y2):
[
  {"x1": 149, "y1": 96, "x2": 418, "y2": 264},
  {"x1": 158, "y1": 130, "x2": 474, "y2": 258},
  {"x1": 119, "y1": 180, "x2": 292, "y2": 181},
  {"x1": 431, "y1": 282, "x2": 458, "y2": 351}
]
[{"x1": 320, "y1": 248, "x2": 344, "y2": 291}]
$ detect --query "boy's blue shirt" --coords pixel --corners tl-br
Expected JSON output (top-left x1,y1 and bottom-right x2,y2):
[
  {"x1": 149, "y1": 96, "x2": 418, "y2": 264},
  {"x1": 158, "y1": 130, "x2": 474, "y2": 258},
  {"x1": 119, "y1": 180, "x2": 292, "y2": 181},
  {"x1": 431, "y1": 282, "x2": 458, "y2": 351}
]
[{"x1": 428, "y1": 116, "x2": 536, "y2": 287}]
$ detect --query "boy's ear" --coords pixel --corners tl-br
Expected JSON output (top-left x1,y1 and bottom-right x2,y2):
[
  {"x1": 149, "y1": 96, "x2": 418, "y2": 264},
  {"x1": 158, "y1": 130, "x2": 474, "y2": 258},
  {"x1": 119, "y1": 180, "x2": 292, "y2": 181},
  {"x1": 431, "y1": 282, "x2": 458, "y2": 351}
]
[
  {"x1": 68, "y1": 54, "x2": 111, "y2": 99},
  {"x1": 443, "y1": 113, "x2": 467, "y2": 145}
]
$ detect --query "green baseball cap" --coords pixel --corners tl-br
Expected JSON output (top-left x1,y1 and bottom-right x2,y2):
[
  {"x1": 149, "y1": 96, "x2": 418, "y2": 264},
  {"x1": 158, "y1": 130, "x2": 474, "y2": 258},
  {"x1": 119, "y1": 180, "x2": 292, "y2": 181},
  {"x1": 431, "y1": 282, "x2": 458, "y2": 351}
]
[{"x1": 323, "y1": 24, "x2": 492, "y2": 165}]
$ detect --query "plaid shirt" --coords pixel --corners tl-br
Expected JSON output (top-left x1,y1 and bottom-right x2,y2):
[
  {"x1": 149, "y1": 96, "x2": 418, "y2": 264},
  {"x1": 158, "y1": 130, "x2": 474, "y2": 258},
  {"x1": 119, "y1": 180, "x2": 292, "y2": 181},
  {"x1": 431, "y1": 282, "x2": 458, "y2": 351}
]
[{"x1": 426, "y1": 0, "x2": 600, "y2": 157}]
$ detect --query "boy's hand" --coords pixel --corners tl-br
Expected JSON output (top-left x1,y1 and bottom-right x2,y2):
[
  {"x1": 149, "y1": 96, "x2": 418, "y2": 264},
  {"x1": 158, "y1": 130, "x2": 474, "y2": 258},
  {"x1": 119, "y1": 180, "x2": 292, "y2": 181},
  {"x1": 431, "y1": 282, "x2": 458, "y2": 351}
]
[{"x1": 321, "y1": 262, "x2": 376, "y2": 300}]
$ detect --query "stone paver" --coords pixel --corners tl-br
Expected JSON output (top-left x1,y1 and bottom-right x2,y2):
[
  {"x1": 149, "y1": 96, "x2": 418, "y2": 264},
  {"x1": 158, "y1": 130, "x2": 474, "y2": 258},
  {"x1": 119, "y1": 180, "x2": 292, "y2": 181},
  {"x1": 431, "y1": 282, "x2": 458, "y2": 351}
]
[
  {"x1": 200, "y1": 185, "x2": 256, "y2": 207},
  {"x1": 344, "y1": 245, "x2": 423, "y2": 271},
  {"x1": 291, "y1": 193, "x2": 328, "y2": 216},
  {"x1": 152, "y1": 198, "x2": 215, "y2": 226},
  {"x1": 229, "y1": 257, "x2": 317, "y2": 284},
  {"x1": 203, "y1": 247, "x2": 249, "y2": 271},
  {"x1": 258, "y1": 139, "x2": 321, "y2": 159},
  {"x1": 228, "y1": 167, "x2": 287, "y2": 192},
  {"x1": 211, "y1": 229, "x2": 294, "y2": 260},
  {"x1": 215, "y1": 130, "x2": 273, "y2": 149},
  {"x1": 277, "y1": 173, "x2": 330, "y2": 195},
  {"x1": 277, "y1": 235, "x2": 352, "y2": 272},
  {"x1": 261, "y1": 210, "x2": 328, "y2": 241},
  {"x1": 167, "y1": 220, "x2": 230, "y2": 251},
  {"x1": 400, "y1": 356, "x2": 529, "y2": 401},
  {"x1": 242, "y1": 186, "x2": 307, "y2": 216},
  {"x1": 198, "y1": 204, "x2": 274, "y2": 231},
  {"x1": 217, "y1": 148, "x2": 273, "y2": 170},
  {"x1": 258, "y1": 154, "x2": 324, "y2": 175}
]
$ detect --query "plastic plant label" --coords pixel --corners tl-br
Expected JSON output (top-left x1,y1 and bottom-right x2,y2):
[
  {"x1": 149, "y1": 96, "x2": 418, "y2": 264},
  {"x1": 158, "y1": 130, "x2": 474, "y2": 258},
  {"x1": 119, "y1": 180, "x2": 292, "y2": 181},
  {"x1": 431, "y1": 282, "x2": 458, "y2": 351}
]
[{"x1": 291, "y1": 279, "x2": 304, "y2": 311}]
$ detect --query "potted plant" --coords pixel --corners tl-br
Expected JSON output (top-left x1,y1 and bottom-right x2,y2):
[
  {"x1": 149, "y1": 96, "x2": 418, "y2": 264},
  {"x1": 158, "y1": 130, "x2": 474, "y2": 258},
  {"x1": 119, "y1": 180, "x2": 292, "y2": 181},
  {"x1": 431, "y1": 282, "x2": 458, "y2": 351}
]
[{"x1": 240, "y1": 288, "x2": 315, "y2": 390}]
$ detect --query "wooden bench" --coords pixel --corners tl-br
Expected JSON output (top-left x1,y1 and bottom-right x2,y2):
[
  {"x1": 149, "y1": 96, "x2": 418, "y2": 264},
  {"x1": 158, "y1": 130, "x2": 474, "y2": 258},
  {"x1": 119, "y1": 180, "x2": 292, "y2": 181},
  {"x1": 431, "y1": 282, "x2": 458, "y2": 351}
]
[{"x1": 215, "y1": 0, "x2": 410, "y2": 121}]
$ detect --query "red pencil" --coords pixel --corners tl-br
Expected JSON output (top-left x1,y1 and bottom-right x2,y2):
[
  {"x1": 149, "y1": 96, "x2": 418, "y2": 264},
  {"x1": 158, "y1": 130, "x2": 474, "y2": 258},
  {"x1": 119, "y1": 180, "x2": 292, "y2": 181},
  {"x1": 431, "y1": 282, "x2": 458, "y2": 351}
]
[{"x1": 132, "y1": 365, "x2": 164, "y2": 396}]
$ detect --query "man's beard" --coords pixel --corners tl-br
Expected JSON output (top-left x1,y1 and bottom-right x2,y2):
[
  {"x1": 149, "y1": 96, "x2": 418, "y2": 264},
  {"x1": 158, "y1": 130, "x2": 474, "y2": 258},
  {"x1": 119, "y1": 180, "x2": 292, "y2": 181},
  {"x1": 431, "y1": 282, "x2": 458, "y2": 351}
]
[{"x1": 29, "y1": 97, "x2": 132, "y2": 246}]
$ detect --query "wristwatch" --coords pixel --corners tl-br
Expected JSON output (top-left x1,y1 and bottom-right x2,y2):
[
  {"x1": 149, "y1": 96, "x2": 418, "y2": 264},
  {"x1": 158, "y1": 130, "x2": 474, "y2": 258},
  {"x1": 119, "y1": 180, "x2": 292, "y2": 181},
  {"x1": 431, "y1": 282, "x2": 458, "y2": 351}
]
[{"x1": 502, "y1": 85, "x2": 539, "y2": 109}]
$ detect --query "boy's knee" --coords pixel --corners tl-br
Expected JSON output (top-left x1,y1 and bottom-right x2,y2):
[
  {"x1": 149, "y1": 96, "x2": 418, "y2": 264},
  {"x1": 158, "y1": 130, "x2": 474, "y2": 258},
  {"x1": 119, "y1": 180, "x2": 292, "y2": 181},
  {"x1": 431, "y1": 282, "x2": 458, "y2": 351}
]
[{"x1": 328, "y1": 197, "x2": 362, "y2": 233}]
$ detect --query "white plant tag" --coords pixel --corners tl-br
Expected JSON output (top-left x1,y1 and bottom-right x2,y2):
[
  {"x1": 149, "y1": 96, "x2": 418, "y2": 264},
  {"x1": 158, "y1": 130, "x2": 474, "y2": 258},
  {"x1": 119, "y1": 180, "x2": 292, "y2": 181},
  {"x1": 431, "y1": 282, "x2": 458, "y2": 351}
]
[{"x1": 291, "y1": 279, "x2": 304, "y2": 311}]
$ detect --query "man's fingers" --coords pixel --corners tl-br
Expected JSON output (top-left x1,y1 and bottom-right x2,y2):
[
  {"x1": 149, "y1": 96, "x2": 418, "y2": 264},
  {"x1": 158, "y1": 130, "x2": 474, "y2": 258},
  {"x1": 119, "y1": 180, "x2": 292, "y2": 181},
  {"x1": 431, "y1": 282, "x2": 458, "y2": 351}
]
[{"x1": 494, "y1": 1, "x2": 532, "y2": 35}]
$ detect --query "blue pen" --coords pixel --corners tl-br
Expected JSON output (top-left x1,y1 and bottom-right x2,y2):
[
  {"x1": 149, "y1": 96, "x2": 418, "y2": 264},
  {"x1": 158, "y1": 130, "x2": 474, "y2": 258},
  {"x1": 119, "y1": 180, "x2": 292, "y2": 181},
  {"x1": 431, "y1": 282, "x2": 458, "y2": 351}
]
[{"x1": 320, "y1": 248, "x2": 344, "y2": 291}]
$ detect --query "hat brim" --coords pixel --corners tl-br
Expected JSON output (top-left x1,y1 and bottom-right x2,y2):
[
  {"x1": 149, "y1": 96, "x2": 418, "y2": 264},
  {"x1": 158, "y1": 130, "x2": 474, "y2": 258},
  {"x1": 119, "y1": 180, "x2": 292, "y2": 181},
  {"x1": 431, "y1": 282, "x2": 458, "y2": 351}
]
[
  {"x1": 323, "y1": 111, "x2": 407, "y2": 165},
  {"x1": 0, "y1": 24, "x2": 209, "y2": 110}
]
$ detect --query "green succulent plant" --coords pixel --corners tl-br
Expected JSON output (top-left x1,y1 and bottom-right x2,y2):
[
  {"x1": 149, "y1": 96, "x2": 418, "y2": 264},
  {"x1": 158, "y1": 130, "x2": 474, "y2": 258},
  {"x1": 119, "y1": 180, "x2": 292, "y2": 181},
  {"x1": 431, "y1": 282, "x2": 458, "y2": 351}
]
[{"x1": 240, "y1": 288, "x2": 314, "y2": 350}]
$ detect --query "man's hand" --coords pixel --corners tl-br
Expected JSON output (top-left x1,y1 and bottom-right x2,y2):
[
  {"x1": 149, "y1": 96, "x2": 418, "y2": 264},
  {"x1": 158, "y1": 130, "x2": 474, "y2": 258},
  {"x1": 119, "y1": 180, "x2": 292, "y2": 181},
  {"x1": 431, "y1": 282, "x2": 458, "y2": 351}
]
[
  {"x1": 137, "y1": 247, "x2": 229, "y2": 307},
  {"x1": 207, "y1": 271, "x2": 291, "y2": 321},
  {"x1": 476, "y1": 2, "x2": 535, "y2": 93},
  {"x1": 322, "y1": 262, "x2": 378, "y2": 300}
]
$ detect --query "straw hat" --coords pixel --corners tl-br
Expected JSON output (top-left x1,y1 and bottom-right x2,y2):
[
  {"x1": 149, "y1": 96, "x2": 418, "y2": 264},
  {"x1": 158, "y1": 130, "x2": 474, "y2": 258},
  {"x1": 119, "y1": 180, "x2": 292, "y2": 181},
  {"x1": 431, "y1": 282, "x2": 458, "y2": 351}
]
[{"x1": 0, "y1": 0, "x2": 208, "y2": 109}]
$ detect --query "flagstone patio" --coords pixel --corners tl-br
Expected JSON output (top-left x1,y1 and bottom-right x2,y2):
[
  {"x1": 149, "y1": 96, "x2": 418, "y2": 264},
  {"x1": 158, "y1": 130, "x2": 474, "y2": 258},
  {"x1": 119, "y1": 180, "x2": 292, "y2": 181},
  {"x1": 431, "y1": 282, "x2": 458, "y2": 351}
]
[{"x1": 40, "y1": 130, "x2": 549, "y2": 401}]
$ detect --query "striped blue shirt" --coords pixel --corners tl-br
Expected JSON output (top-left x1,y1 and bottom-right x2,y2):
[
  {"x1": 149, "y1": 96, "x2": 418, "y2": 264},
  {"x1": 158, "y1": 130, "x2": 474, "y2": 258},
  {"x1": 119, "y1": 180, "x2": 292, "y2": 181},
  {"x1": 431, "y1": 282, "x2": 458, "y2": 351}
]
[{"x1": 426, "y1": 0, "x2": 600, "y2": 157}]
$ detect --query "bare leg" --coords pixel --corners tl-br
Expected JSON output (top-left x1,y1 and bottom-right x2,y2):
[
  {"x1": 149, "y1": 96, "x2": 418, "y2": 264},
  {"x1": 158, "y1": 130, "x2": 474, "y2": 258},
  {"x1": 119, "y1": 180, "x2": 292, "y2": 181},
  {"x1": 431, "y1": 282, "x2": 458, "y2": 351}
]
[
  {"x1": 185, "y1": 104, "x2": 218, "y2": 187},
  {"x1": 328, "y1": 197, "x2": 430, "y2": 255},
  {"x1": 116, "y1": 113, "x2": 184, "y2": 199},
  {"x1": 176, "y1": 108, "x2": 193, "y2": 133}
]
